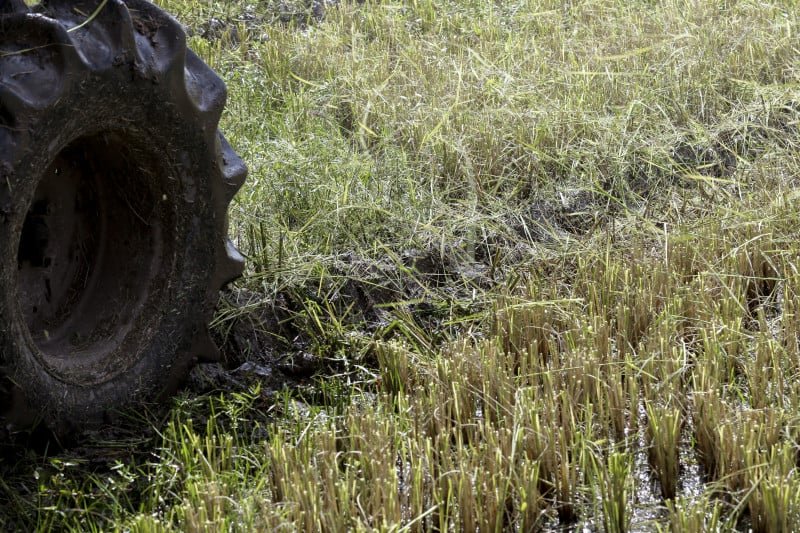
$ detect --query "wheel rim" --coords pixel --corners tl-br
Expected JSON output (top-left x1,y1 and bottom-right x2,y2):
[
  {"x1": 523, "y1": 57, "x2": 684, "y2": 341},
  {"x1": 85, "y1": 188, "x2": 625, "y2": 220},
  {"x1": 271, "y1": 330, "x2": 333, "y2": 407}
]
[{"x1": 15, "y1": 130, "x2": 173, "y2": 385}]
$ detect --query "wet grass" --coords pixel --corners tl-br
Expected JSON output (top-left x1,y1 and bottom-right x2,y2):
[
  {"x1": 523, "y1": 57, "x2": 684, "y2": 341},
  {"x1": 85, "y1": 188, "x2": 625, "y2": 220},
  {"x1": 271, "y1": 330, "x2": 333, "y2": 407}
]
[{"x1": 4, "y1": 0, "x2": 800, "y2": 530}]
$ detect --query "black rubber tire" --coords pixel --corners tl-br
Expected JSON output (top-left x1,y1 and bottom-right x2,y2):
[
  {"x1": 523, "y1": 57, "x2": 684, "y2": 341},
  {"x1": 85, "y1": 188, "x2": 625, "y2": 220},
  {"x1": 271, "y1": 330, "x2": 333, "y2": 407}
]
[{"x1": 0, "y1": 0, "x2": 246, "y2": 434}]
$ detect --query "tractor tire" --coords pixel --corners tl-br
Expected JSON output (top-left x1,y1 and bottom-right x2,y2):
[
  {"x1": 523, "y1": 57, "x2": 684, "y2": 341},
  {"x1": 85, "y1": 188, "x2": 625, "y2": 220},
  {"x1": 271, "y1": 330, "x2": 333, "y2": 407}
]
[{"x1": 0, "y1": 0, "x2": 246, "y2": 435}]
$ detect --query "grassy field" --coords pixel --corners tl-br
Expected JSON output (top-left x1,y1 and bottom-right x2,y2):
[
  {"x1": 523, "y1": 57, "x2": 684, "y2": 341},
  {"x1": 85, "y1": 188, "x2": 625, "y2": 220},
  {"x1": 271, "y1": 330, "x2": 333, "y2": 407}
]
[{"x1": 4, "y1": 0, "x2": 800, "y2": 530}]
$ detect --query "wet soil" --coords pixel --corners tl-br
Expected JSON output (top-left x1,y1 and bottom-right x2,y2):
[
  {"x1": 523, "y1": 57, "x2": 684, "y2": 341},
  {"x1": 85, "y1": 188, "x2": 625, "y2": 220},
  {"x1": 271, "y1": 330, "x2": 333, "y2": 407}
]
[{"x1": 208, "y1": 247, "x2": 491, "y2": 379}]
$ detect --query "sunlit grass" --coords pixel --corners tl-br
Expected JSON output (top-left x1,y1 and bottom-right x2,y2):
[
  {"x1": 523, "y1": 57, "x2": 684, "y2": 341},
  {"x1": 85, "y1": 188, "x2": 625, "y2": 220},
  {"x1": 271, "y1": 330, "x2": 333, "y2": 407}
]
[{"x1": 3, "y1": 0, "x2": 800, "y2": 530}]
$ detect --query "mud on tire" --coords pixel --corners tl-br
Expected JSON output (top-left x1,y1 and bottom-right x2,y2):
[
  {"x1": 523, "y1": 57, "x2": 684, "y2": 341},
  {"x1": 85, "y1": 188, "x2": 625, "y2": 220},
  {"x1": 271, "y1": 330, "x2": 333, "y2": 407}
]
[{"x1": 0, "y1": 0, "x2": 246, "y2": 435}]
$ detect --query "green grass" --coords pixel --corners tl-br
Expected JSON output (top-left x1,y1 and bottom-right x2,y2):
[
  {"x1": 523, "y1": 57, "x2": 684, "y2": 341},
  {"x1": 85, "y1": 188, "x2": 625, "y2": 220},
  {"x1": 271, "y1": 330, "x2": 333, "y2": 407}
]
[{"x1": 4, "y1": 0, "x2": 800, "y2": 530}]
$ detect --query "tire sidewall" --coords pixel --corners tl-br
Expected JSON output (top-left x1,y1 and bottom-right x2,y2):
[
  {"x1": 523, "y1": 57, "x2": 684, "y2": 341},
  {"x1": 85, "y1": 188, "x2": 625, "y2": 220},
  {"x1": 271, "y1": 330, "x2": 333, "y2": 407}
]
[{"x1": 0, "y1": 61, "x2": 220, "y2": 429}]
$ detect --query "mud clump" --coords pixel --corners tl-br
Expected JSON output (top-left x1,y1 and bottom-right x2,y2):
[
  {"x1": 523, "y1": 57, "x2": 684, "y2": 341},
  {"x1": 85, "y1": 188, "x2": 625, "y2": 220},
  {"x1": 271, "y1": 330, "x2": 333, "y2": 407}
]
[{"x1": 202, "y1": 248, "x2": 491, "y2": 395}]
